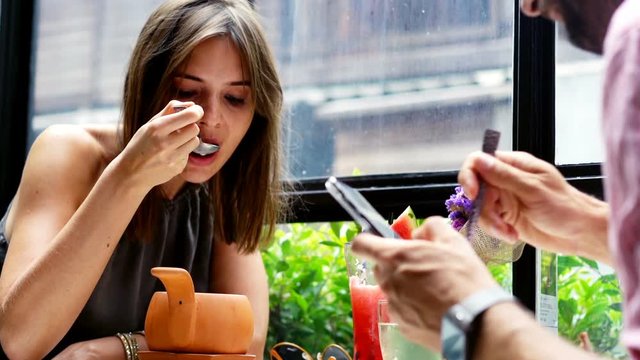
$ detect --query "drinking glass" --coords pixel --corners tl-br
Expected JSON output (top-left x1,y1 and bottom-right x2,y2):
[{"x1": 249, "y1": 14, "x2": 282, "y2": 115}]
[
  {"x1": 344, "y1": 242, "x2": 385, "y2": 360},
  {"x1": 377, "y1": 300, "x2": 441, "y2": 360}
]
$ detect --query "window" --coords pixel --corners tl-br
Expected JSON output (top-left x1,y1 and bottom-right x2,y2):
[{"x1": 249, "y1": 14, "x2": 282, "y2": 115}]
[
  {"x1": 2, "y1": 0, "x2": 619, "y2": 357},
  {"x1": 259, "y1": 0, "x2": 514, "y2": 178},
  {"x1": 555, "y1": 26, "x2": 604, "y2": 165},
  {"x1": 30, "y1": 0, "x2": 515, "y2": 179},
  {"x1": 30, "y1": 0, "x2": 163, "y2": 143}
]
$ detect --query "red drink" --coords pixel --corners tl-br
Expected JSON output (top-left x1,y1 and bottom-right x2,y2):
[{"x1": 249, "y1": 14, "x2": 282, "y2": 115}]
[{"x1": 350, "y1": 276, "x2": 385, "y2": 360}]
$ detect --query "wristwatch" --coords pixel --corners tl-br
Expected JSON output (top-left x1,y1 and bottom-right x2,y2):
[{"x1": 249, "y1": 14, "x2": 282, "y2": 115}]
[{"x1": 441, "y1": 287, "x2": 513, "y2": 360}]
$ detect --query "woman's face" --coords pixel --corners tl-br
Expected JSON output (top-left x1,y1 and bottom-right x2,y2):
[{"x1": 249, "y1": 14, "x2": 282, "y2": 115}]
[{"x1": 173, "y1": 36, "x2": 254, "y2": 184}]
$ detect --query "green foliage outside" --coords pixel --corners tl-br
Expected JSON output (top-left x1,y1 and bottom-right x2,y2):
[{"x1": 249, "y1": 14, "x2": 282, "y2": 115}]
[
  {"x1": 261, "y1": 222, "x2": 359, "y2": 357},
  {"x1": 260, "y1": 220, "x2": 511, "y2": 358},
  {"x1": 558, "y1": 256, "x2": 627, "y2": 359},
  {"x1": 261, "y1": 221, "x2": 627, "y2": 359}
]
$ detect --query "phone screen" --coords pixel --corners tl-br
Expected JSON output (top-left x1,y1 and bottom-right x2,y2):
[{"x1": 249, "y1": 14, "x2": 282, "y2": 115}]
[{"x1": 325, "y1": 176, "x2": 399, "y2": 239}]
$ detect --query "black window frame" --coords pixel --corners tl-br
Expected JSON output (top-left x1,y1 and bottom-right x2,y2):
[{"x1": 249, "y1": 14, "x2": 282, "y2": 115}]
[{"x1": 0, "y1": 0, "x2": 606, "y2": 313}]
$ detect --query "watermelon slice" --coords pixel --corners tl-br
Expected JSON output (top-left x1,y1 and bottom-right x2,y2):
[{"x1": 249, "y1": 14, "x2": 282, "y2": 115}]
[{"x1": 391, "y1": 206, "x2": 417, "y2": 239}]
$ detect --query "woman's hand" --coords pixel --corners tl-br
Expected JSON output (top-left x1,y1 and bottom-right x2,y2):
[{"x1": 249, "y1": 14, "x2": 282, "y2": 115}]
[
  {"x1": 459, "y1": 151, "x2": 611, "y2": 264},
  {"x1": 351, "y1": 217, "x2": 497, "y2": 350},
  {"x1": 115, "y1": 100, "x2": 202, "y2": 190}
]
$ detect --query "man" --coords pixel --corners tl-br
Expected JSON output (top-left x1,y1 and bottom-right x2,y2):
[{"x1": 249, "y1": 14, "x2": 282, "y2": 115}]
[{"x1": 351, "y1": 0, "x2": 640, "y2": 359}]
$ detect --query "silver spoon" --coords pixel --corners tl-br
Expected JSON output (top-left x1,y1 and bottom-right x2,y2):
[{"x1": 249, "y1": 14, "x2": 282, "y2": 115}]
[
  {"x1": 172, "y1": 106, "x2": 220, "y2": 156},
  {"x1": 193, "y1": 139, "x2": 219, "y2": 156}
]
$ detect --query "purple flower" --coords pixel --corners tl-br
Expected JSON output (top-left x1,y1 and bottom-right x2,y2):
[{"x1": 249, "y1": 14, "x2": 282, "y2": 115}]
[
  {"x1": 445, "y1": 186, "x2": 474, "y2": 230},
  {"x1": 451, "y1": 218, "x2": 466, "y2": 231}
]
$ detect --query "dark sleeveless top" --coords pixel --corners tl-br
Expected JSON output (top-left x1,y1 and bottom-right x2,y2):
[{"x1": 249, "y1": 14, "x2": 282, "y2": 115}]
[{"x1": 0, "y1": 184, "x2": 214, "y2": 358}]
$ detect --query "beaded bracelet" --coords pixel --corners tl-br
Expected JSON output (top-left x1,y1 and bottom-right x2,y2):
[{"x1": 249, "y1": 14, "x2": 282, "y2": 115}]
[
  {"x1": 116, "y1": 332, "x2": 133, "y2": 360},
  {"x1": 125, "y1": 332, "x2": 140, "y2": 360}
]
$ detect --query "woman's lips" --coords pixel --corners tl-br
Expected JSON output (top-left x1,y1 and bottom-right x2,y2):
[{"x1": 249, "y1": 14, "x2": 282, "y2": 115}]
[
  {"x1": 188, "y1": 151, "x2": 217, "y2": 166},
  {"x1": 193, "y1": 140, "x2": 219, "y2": 156}
]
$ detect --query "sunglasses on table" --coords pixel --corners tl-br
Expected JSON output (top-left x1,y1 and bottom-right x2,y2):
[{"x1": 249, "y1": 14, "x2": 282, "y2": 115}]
[{"x1": 270, "y1": 342, "x2": 352, "y2": 360}]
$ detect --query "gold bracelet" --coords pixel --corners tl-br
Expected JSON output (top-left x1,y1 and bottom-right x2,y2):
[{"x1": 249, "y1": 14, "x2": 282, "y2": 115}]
[
  {"x1": 116, "y1": 333, "x2": 133, "y2": 360},
  {"x1": 125, "y1": 332, "x2": 140, "y2": 360}
]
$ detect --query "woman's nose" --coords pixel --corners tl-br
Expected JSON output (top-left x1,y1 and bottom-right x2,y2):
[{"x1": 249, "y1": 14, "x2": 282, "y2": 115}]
[
  {"x1": 199, "y1": 101, "x2": 222, "y2": 129},
  {"x1": 520, "y1": 0, "x2": 543, "y2": 17}
]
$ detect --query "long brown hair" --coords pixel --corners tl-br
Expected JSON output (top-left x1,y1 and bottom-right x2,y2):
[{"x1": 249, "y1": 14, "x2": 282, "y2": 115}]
[{"x1": 120, "y1": 0, "x2": 288, "y2": 253}]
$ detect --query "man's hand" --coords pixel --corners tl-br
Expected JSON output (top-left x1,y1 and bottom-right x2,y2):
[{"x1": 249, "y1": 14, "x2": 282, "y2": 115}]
[
  {"x1": 459, "y1": 151, "x2": 611, "y2": 264},
  {"x1": 351, "y1": 216, "x2": 497, "y2": 350}
]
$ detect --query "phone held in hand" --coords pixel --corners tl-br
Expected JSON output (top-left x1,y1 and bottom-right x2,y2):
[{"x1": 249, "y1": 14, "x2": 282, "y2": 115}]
[{"x1": 325, "y1": 176, "x2": 399, "y2": 239}]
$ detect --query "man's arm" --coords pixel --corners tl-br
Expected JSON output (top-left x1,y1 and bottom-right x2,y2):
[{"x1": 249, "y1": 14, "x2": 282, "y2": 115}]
[{"x1": 474, "y1": 302, "x2": 601, "y2": 360}]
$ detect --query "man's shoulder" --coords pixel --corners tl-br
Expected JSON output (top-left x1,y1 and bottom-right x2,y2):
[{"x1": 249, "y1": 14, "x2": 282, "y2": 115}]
[
  {"x1": 602, "y1": 0, "x2": 640, "y2": 75},
  {"x1": 606, "y1": 0, "x2": 640, "y2": 46}
]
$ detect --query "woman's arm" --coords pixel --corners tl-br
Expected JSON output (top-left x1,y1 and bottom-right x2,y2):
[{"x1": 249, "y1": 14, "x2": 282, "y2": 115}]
[
  {"x1": 0, "y1": 102, "x2": 201, "y2": 359},
  {"x1": 211, "y1": 241, "x2": 269, "y2": 360},
  {"x1": 0, "y1": 125, "x2": 150, "y2": 359},
  {"x1": 52, "y1": 334, "x2": 148, "y2": 360}
]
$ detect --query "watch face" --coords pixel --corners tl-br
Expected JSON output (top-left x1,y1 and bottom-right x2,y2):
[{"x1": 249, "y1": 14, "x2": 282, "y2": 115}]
[{"x1": 442, "y1": 313, "x2": 467, "y2": 360}]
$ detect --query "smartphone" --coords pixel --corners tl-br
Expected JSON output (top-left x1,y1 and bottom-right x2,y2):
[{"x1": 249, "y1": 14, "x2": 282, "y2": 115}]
[{"x1": 325, "y1": 176, "x2": 399, "y2": 239}]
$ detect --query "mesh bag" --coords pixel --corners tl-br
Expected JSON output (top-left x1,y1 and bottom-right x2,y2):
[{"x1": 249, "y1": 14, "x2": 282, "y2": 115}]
[{"x1": 460, "y1": 222, "x2": 525, "y2": 264}]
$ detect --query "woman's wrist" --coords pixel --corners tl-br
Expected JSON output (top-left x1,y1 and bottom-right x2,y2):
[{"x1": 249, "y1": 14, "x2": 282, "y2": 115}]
[
  {"x1": 133, "y1": 332, "x2": 148, "y2": 351},
  {"x1": 103, "y1": 156, "x2": 151, "y2": 201},
  {"x1": 116, "y1": 332, "x2": 144, "y2": 360}
]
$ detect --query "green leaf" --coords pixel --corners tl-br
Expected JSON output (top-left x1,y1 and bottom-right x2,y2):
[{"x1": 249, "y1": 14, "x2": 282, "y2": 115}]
[
  {"x1": 292, "y1": 292, "x2": 310, "y2": 312},
  {"x1": 598, "y1": 274, "x2": 618, "y2": 284},
  {"x1": 319, "y1": 240, "x2": 342, "y2": 248},
  {"x1": 275, "y1": 260, "x2": 290, "y2": 272},
  {"x1": 558, "y1": 255, "x2": 583, "y2": 270},
  {"x1": 559, "y1": 299, "x2": 577, "y2": 326},
  {"x1": 581, "y1": 257, "x2": 599, "y2": 270},
  {"x1": 610, "y1": 303, "x2": 623, "y2": 312},
  {"x1": 603, "y1": 289, "x2": 621, "y2": 296},
  {"x1": 280, "y1": 239, "x2": 291, "y2": 255},
  {"x1": 330, "y1": 222, "x2": 343, "y2": 239}
]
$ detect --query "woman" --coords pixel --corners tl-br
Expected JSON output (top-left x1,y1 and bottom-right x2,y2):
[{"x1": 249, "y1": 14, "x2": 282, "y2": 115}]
[{"x1": 0, "y1": 0, "x2": 287, "y2": 358}]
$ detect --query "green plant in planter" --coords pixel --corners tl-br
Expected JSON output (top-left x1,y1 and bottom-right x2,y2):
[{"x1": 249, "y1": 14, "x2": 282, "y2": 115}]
[{"x1": 261, "y1": 221, "x2": 358, "y2": 357}]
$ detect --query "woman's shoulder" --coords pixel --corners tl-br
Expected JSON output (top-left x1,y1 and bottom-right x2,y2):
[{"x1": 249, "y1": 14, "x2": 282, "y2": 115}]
[
  {"x1": 24, "y1": 124, "x2": 118, "y2": 190},
  {"x1": 34, "y1": 123, "x2": 118, "y2": 164}
]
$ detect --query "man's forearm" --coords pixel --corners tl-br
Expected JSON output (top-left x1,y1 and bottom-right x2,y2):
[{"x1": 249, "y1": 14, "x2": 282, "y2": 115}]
[
  {"x1": 577, "y1": 194, "x2": 611, "y2": 265},
  {"x1": 474, "y1": 302, "x2": 602, "y2": 360}
]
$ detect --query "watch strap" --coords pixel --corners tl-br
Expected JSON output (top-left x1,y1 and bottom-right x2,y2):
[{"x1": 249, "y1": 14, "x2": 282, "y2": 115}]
[
  {"x1": 442, "y1": 287, "x2": 513, "y2": 360},
  {"x1": 460, "y1": 287, "x2": 513, "y2": 325}
]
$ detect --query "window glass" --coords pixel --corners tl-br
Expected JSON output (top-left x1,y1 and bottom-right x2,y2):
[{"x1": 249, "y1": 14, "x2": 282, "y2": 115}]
[
  {"x1": 30, "y1": 0, "x2": 164, "y2": 143},
  {"x1": 31, "y1": 0, "x2": 515, "y2": 179},
  {"x1": 258, "y1": 0, "x2": 514, "y2": 178},
  {"x1": 555, "y1": 26, "x2": 605, "y2": 165}
]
